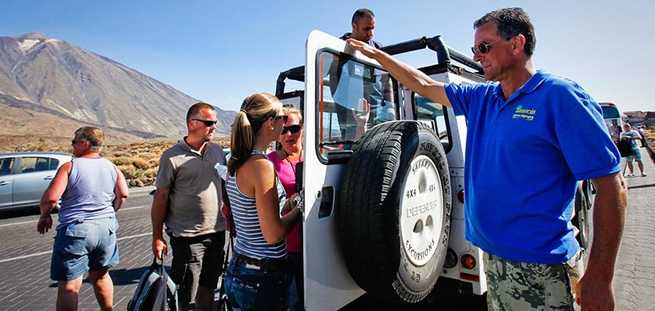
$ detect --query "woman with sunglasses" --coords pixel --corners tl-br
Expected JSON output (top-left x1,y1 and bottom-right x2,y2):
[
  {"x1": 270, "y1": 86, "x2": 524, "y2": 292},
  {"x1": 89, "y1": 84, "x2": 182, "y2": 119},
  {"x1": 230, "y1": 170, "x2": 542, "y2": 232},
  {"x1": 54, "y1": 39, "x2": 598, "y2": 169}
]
[
  {"x1": 267, "y1": 107, "x2": 304, "y2": 310},
  {"x1": 224, "y1": 93, "x2": 302, "y2": 311}
]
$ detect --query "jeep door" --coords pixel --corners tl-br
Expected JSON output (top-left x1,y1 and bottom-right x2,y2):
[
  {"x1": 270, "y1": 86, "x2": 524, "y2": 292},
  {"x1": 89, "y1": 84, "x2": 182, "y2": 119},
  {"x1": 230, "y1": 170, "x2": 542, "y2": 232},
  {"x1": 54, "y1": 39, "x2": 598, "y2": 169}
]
[{"x1": 302, "y1": 30, "x2": 399, "y2": 310}]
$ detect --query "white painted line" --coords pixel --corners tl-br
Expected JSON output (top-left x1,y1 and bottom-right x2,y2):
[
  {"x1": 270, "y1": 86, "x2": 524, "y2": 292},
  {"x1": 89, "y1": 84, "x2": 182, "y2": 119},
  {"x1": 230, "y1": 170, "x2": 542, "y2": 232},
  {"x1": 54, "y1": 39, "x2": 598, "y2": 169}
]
[
  {"x1": 0, "y1": 204, "x2": 149, "y2": 228},
  {"x1": 0, "y1": 219, "x2": 52, "y2": 228},
  {"x1": 0, "y1": 232, "x2": 151, "y2": 264},
  {"x1": 0, "y1": 251, "x2": 52, "y2": 264}
]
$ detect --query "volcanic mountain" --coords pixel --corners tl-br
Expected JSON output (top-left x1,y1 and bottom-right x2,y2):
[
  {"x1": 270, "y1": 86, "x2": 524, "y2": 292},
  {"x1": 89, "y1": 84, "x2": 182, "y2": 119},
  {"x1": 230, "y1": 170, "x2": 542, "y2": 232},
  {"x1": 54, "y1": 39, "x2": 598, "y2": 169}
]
[{"x1": 0, "y1": 32, "x2": 234, "y2": 139}]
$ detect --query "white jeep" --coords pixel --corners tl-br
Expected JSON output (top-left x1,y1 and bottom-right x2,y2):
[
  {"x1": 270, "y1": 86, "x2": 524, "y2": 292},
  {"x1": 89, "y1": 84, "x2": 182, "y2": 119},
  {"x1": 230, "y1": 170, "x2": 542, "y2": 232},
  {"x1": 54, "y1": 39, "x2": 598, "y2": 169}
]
[{"x1": 275, "y1": 30, "x2": 593, "y2": 310}]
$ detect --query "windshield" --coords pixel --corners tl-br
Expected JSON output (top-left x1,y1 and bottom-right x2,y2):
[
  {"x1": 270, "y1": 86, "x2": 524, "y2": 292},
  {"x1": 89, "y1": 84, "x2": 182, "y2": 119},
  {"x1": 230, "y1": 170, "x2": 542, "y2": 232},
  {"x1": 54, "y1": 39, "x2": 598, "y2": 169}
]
[
  {"x1": 602, "y1": 105, "x2": 620, "y2": 119},
  {"x1": 316, "y1": 50, "x2": 398, "y2": 160}
]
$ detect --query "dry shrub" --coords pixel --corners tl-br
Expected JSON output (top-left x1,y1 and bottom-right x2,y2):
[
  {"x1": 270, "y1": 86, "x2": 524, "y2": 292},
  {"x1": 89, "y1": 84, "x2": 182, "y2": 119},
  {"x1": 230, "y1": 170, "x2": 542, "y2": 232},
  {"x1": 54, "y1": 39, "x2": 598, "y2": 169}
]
[
  {"x1": 132, "y1": 158, "x2": 149, "y2": 170},
  {"x1": 139, "y1": 152, "x2": 157, "y2": 160},
  {"x1": 147, "y1": 158, "x2": 159, "y2": 168},
  {"x1": 110, "y1": 151, "x2": 130, "y2": 158},
  {"x1": 111, "y1": 157, "x2": 132, "y2": 166},
  {"x1": 118, "y1": 165, "x2": 137, "y2": 179},
  {"x1": 144, "y1": 168, "x2": 158, "y2": 178}
]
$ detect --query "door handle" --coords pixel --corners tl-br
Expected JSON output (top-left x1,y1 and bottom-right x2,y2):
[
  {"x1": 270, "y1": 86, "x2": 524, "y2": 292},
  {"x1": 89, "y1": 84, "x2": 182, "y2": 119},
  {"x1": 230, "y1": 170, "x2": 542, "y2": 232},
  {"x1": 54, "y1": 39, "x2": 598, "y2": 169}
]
[
  {"x1": 0, "y1": 181, "x2": 7, "y2": 186},
  {"x1": 44, "y1": 176, "x2": 54, "y2": 180}
]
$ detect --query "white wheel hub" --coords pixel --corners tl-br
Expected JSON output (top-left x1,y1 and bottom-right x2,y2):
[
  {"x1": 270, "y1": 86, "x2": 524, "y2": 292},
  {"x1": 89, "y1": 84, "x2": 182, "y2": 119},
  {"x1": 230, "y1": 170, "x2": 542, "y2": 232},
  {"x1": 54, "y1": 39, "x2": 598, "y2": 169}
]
[{"x1": 400, "y1": 155, "x2": 443, "y2": 266}]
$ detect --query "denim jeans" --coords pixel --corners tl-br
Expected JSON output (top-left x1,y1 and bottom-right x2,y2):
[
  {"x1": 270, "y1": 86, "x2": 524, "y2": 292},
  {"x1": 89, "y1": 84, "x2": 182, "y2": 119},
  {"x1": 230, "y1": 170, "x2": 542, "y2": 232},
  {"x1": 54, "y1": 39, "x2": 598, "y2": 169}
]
[
  {"x1": 50, "y1": 216, "x2": 119, "y2": 281},
  {"x1": 224, "y1": 256, "x2": 291, "y2": 311}
]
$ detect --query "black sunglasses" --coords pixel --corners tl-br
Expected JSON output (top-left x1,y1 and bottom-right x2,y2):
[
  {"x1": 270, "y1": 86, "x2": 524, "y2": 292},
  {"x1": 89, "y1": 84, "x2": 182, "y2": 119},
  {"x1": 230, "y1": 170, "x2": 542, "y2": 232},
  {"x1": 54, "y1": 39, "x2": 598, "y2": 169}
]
[
  {"x1": 192, "y1": 118, "x2": 218, "y2": 127},
  {"x1": 471, "y1": 42, "x2": 494, "y2": 55},
  {"x1": 281, "y1": 124, "x2": 302, "y2": 135}
]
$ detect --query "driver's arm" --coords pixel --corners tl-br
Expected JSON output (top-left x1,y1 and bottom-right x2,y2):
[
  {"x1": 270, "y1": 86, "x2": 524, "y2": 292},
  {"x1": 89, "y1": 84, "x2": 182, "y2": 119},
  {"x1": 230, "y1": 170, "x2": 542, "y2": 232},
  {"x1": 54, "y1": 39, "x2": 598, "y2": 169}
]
[{"x1": 347, "y1": 38, "x2": 452, "y2": 107}]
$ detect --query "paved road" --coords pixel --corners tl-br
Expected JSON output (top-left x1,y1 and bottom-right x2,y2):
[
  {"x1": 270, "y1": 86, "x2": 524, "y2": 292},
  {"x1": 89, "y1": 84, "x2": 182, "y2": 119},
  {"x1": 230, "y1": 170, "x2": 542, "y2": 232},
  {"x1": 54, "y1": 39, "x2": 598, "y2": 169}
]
[
  {"x1": 614, "y1": 151, "x2": 655, "y2": 311},
  {"x1": 0, "y1": 150, "x2": 653, "y2": 310},
  {"x1": 0, "y1": 187, "x2": 159, "y2": 310}
]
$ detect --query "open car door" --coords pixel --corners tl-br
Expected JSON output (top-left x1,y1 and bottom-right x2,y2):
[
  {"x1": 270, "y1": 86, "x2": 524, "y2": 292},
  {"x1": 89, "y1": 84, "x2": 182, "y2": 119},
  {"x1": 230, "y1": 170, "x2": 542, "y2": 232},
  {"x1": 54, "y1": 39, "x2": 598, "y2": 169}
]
[
  {"x1": 302, "y1": 30, "x2": 410, "y2": 310},
  {"x1": 302, "y1": 30, "x2": 384, "y2": 310}
]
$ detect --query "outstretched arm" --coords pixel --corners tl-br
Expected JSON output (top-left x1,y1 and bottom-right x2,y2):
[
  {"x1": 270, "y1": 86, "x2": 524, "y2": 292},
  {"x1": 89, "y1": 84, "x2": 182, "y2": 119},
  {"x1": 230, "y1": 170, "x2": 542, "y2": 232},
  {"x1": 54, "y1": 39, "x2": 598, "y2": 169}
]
[{"x1": 346, "y1": 38, "x2": 452, "y2": 107}]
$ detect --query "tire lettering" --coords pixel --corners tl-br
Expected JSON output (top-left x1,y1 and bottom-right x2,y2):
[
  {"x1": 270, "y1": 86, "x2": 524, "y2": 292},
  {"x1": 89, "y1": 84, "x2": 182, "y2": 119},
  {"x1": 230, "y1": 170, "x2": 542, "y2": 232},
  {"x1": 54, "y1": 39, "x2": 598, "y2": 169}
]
[
  {"x1": 405, "y1": 238, "x2": 436, "y2": 262},
  {"x1": 407, "y1": 201, "x2": 437, "y2": 218}
]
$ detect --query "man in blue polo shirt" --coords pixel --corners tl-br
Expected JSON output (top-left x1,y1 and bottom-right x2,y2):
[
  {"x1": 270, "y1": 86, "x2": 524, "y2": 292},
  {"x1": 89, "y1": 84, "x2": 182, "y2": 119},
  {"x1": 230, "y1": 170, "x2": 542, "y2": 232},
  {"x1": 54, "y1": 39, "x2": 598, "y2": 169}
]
[{"x1": 347, "y1": 7, "x2": 627, "y2": 311}]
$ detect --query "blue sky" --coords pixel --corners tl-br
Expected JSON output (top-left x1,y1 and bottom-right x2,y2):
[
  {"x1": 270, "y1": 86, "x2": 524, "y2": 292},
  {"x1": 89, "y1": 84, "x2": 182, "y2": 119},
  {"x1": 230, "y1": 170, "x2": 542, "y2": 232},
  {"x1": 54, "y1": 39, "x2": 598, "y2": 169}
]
[{"x1": 2, "y1": 0, "x2": 653, "y2": 112}]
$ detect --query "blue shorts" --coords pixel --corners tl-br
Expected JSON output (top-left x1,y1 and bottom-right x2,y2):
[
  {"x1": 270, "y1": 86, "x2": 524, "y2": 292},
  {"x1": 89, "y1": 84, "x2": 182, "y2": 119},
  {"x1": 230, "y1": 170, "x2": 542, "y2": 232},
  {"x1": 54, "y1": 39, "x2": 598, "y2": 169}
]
[
  {"x1": 627, "y1": 148, "x2": 642, "y2": 162},
  {"x1": 50, "y1": 216, "x2": 119, "y2": 281}
]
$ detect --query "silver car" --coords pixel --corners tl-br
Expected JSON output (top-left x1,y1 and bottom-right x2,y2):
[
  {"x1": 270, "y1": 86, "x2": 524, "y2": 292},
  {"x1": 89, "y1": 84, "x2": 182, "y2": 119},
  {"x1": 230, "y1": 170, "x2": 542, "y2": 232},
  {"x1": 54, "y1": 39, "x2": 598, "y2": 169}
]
[{"x1": 0, "y1": 152, "x2": 72, "y2": 210}]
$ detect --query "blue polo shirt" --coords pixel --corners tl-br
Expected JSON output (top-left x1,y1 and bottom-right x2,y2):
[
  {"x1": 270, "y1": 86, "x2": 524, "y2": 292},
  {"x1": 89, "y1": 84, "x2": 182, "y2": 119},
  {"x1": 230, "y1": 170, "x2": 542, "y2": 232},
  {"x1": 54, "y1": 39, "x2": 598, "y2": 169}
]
[{"x1": 445, "y1": 70, "x2": 620, "y2": 264}]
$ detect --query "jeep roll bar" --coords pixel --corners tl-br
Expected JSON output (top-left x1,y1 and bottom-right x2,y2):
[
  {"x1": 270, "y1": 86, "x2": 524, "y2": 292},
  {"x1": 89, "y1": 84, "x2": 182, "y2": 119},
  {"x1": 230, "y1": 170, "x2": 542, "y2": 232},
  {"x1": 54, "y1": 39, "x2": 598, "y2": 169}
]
[{"x1": 275, "y1": 35, "x2": 483, "y2": 97}]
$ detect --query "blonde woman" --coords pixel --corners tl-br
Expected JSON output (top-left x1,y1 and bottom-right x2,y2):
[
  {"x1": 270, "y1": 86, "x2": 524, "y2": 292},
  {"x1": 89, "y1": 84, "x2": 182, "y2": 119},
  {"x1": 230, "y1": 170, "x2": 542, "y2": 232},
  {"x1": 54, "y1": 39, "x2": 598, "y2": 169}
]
[{"x1": 224, "y1": 93, "x2": 302, "y2": 310}]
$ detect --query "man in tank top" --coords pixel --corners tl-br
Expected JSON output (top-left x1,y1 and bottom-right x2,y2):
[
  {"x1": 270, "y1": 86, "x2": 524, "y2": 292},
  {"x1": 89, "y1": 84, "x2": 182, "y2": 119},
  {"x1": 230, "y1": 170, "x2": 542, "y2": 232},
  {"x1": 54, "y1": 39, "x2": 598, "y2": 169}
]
[{"x1": 38, "y1": 126, "x2": 129, "y2": 311}]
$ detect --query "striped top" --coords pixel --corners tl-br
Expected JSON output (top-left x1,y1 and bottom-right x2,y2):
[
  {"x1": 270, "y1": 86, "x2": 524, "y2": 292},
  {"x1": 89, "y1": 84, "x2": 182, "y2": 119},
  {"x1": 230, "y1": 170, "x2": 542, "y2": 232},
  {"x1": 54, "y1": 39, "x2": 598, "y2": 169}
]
[{"x1": 227, "y1": 171, "x2": 287, "y2": 259}]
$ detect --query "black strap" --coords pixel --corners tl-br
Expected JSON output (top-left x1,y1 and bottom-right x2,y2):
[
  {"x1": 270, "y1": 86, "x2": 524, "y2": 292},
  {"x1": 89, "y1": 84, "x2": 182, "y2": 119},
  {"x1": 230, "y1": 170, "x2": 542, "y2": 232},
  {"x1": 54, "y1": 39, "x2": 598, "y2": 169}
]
[{"x1": 218, "y1": 236, "x2": 233, "y2": 296}]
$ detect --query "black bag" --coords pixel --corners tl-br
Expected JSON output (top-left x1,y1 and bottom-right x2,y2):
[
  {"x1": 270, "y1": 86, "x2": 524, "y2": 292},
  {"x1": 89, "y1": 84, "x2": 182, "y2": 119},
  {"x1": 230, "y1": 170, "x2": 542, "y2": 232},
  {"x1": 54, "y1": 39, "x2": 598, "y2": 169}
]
[
  {"x1": 617, "y1": 138, "x2": 635, "y2": 158},
  {"x1": 127, "y1": 257, "x2": 179, "y2": 311}
]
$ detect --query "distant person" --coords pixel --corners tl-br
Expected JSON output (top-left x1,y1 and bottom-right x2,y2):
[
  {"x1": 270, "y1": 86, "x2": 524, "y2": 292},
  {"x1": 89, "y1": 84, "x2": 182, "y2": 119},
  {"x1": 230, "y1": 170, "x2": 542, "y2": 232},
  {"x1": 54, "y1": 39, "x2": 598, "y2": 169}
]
[
  {"x1": 268, "y1": 107, "x2": 304, "y2": 310},
  {"x1": 224, "y1": 93, "x2": 302, "y2": 311},
  {"x1": 621, "y1": 123, "x2": 647, "y2": 176},
  {"x1": 348, "y1": 7, "x2": 626, "y2": 311},
  {"x1": 38, "y1": 126, "x2": 128, "y2": 311},
  {"x1": 151, "y1": 102, "x2": 227, "y2": 311}
]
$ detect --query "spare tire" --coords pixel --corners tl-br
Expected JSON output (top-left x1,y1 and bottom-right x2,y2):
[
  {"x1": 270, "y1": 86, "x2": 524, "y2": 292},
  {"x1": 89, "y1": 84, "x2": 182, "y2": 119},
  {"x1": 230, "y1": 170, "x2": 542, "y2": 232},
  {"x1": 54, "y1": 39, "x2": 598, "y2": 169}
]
[{"x1": 337, "y1": 121, "x2": 452, "y2": 303}]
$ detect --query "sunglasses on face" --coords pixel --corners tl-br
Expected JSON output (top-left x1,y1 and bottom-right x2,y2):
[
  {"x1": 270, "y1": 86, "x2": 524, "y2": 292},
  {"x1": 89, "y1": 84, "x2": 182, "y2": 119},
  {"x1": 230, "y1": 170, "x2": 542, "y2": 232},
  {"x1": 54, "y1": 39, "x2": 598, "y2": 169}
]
[
  {"x1": 192, "y1": 118, "x2": 218, "y2": 127},
  {"x1": 471, "y1": 41, "x2": 494, "y2": 55},
  {"x1": 281, "y1": 124, "x2": 302, "y2": 135}
]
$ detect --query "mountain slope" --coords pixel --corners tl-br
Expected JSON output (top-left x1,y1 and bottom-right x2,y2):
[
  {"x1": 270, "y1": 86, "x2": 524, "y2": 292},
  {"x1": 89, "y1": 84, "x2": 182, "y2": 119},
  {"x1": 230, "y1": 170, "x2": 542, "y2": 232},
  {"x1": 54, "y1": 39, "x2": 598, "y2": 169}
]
[{"x1": 0, "y1": 32, "x2": 235, "y2": 137}]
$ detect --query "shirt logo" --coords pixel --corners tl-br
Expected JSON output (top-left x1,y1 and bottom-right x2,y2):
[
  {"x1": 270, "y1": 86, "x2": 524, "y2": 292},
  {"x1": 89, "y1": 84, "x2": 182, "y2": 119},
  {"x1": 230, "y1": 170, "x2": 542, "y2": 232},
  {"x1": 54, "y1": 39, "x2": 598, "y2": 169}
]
[{"x1": 512, "y1": 105, "x2": 537, "y2": 121}]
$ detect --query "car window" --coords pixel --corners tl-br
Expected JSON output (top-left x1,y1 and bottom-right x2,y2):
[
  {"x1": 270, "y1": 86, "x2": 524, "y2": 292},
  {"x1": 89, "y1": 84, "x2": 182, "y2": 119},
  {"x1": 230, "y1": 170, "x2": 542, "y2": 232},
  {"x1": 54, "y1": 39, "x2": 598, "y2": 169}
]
[
  {"x1": 414, "y1": 94, "x2": 451, "y2": 151},
  {"x1": 0, "y1": 157, "x2": 14, "y2": 176},
  {"x1": 316, "y1": 50, "x2": 398, "y2": 160},
  {"x1": 18, "y1": 157, "x2": 52, "y2": 173},
  {"x1": 49, "y1": 158, "x2": 60, "y2": 170}
]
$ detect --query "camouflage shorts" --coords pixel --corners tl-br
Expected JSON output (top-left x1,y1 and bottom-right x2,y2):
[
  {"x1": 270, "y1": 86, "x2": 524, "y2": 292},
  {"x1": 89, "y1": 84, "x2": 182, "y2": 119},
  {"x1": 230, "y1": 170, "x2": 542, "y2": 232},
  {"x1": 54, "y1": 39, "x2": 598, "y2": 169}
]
[{"x1": 484, "y1": 252, "x2": 583, "y2": 311}]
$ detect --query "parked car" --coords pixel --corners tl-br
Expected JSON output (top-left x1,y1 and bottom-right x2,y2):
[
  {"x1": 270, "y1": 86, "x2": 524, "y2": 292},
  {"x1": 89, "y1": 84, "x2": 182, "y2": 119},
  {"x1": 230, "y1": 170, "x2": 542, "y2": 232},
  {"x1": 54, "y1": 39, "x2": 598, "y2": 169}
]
[{"x1": 0, "y1": 152, "x2": 71, "y2": 210}]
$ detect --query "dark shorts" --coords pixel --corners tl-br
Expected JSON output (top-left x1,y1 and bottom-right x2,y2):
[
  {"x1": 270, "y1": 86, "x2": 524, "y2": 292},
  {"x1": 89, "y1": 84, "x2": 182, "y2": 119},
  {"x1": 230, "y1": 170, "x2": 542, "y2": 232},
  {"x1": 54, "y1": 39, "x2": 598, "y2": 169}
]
[
  {"x1": 50, "y1": 216, "x2": 119, "y2": 281},
  {"x1": 169, "y1": 231, "x2": 226, "y2": 304}
]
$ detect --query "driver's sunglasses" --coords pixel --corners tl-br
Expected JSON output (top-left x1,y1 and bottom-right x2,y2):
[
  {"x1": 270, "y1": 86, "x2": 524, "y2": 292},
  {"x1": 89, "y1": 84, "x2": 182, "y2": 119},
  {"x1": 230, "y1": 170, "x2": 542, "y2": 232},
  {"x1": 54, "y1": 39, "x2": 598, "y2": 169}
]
[
  {"x1": 192, "y1": 119, "x2": 218, "y2": 127},
  {"x1": 471, "y1": 42, "x2": 494, "y2": 55},
  {"x1": 281, "y1": 124, "x2": 302, "y2": 135}
]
